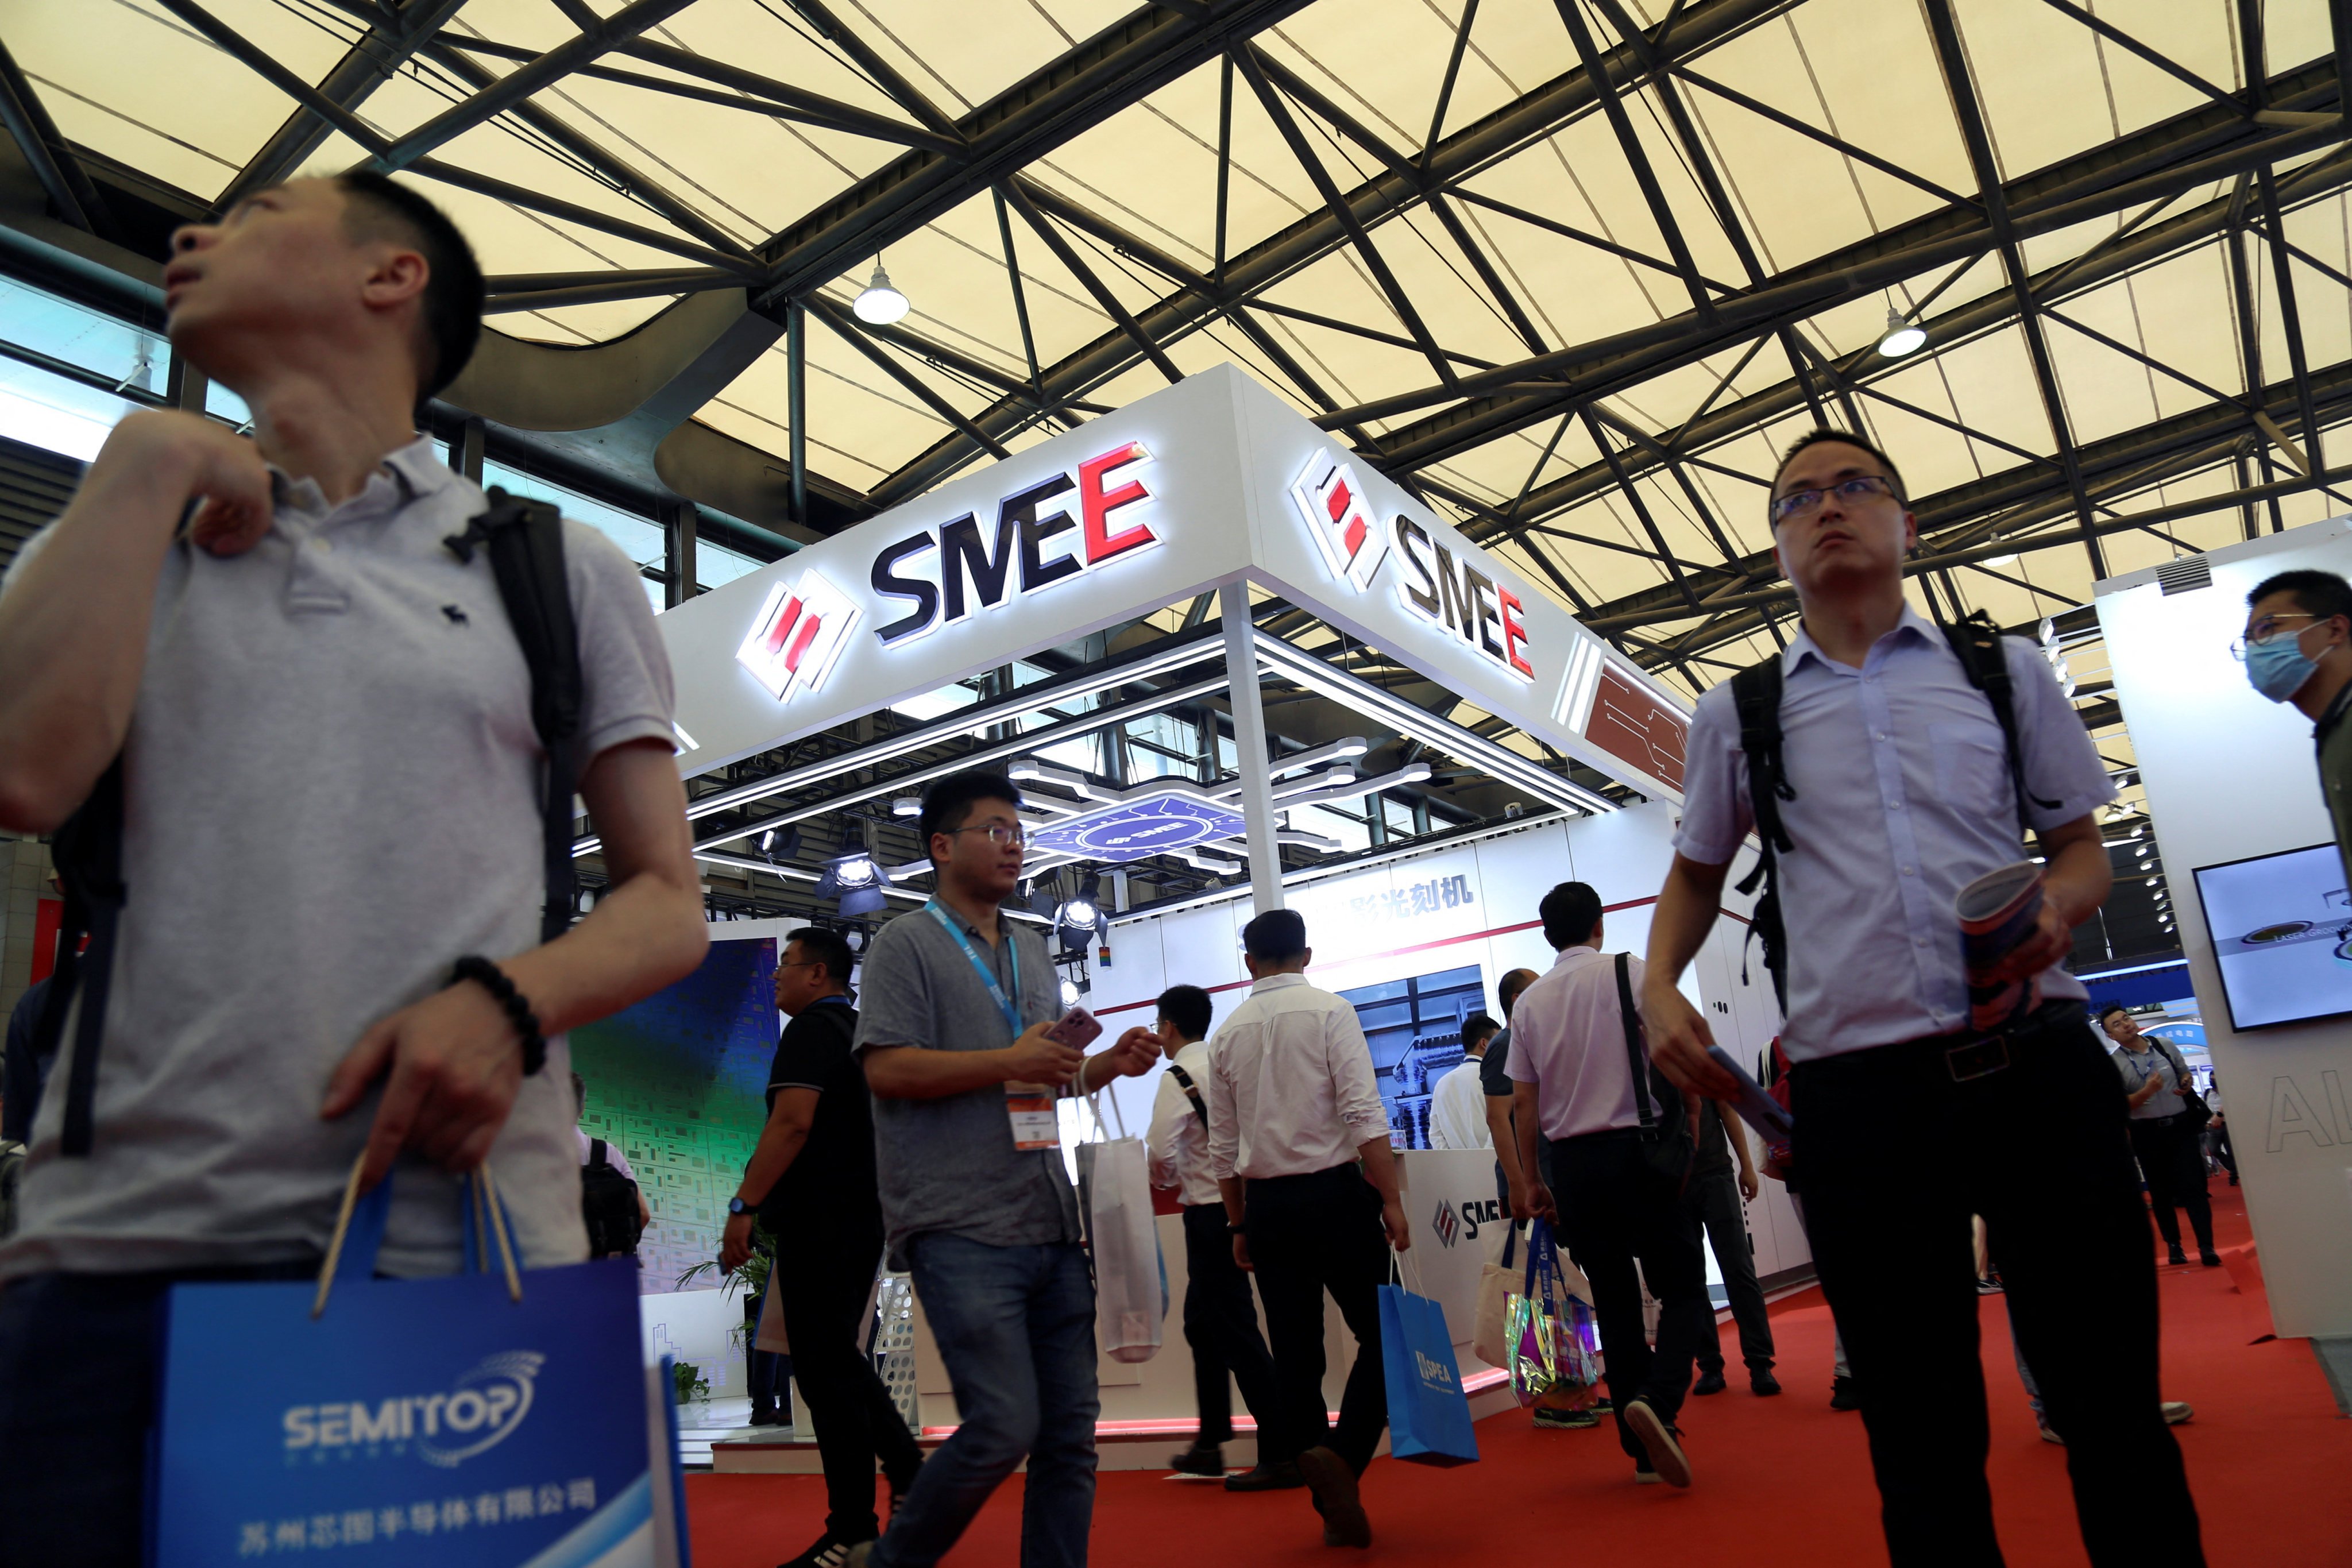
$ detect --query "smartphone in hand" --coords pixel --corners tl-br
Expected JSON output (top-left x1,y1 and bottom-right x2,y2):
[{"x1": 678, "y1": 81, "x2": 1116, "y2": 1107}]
[{"x1": 1045, "y1": 1006, "x2": 1102, "y2": 1050}]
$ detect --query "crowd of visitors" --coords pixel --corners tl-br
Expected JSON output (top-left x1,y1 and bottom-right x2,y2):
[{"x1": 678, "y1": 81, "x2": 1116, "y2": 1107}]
[{"x1": 0, "y1": 171, "x2": 2269, "y2": 1568}]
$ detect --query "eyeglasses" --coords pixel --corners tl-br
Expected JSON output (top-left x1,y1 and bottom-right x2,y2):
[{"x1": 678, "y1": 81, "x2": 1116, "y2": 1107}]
[
  {"x1": 945, "y1": 823, "x2": 1025, "y2": 847},
  {"x1": 2230, "y1": 613, "x2": 2320, "y2": 662},
  {"x1": 1768, "y1": 473, "x2": 1900, "y2": 527}
]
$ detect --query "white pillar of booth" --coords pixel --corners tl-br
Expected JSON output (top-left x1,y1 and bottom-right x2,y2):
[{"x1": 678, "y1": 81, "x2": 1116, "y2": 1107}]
[{"x1": 1218, "y1": 580, "x2": 1286, "y2": 912}]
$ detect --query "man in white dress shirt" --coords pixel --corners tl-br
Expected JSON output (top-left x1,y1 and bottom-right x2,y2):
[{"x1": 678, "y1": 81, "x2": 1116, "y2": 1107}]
[
  {"x1": 1426, "y1": 1013, "x2": 1497, "y2": 1150},
  {"x1": 1207, "y1": 909, "x2": 1407, "y2": 1550},
  {"x1": 1144, "y1": 983, "x2": 1285, "y2": 1491}
]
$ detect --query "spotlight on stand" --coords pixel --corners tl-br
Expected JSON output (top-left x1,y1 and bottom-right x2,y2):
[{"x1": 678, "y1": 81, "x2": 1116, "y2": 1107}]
[
  {"x1": 1877, "y1": 307, "x2": 1926, "y2": 358},
  {"x1": 853, "y1": 261, "x2": 910, "y2": 325},
  {"x1": 759, "y1": 825, "x2": 802, "y2": 860},
  {"x1": 1059, "y1": 978, "x2": 1082, "y2": 1010},
  {"x1": 816, "y1": 850, "x2": 892, "y2": 917}
]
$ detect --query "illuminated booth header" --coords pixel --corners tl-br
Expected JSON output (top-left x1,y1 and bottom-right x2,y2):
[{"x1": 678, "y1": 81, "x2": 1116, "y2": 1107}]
[{"x1": 656, "y1": 365, "x2": 1692, "y2": 905}]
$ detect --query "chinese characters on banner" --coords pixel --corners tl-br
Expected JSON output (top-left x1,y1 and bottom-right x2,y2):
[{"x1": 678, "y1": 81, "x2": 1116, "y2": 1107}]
[
  {"x1": 1346, "y1": 873, "x2": 1476, "y2": 926},
  {"x1": 235, "y1": 1477, "x2": 597, "y2": 1556}
]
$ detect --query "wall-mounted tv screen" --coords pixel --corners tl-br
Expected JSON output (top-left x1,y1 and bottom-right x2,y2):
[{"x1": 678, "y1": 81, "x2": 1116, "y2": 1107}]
[
  {"x1": 2191, "y1": 842, "x2": 2352, "y2": 1030},
  {"x1": 1337, "y1": 963, "x2": 1485, "y2": 1149}
]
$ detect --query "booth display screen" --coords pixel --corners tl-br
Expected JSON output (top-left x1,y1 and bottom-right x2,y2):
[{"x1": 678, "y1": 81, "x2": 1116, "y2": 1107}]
[
  {"x1": 1338, "y1": 964, "x2": 1485, "y2": 1149},
  {"x1": 2190, "y1": 843, "x2": 2352, "y2": 1030}
]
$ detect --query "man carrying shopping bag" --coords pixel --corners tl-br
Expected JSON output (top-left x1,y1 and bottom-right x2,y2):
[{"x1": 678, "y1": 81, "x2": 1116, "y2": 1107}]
[
  {"x1": 852, "y1": 772, "x2": 1156, "y2": 1568},
  {"x1": 1206, "y1": 909, "x2": 1408, "y2": 1551},
  {"x1": 0, "y1": 174, "x2": 709, "y2": 1567}
]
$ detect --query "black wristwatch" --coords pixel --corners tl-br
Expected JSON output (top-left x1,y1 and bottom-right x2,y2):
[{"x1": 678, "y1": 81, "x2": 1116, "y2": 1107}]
[{"x1": 727, "y1": 1196, "x2": 751, "y2": 1217}]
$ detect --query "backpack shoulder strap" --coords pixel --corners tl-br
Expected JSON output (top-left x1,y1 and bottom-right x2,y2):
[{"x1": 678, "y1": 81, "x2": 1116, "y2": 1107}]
[
  {"x1": 589, "y1": 1137, "x2": 610, "y2": 1171},
  {"x1": 1165, "y1": 1062, "x2": 1210, "y2": 1123},
  {"x1": 446, "y1": 490, "x2": 584, "y2": 949},
  {"x1": 1613, "y1": 953, "x2": 1659, "y2": 1136},
  {"x1": 46, "y1": 756, "x2": 127, "y2": 1157},
  {"x1": 1942, "y1": 611, "x2": 2061, "y2": 838},
  {"x1": 1728, "y1": 657, "x2": 1793, "y2": 1015}
]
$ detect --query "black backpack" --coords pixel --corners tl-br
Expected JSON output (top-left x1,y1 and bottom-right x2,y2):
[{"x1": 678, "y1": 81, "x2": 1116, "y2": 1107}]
[
  {"x1": 1731, "y1": 610, "x2": 2059, "y2": 1014},
  {"x1": 34, "y1": 489, "x2": 582, "y2": 1156},
  {"x1": 580, "y1": 1137, "x2": 645, "y2": 1258}
]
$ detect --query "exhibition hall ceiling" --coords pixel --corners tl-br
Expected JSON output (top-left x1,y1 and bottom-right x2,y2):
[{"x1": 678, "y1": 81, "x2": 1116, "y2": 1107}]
[{"x1": 7, "y1": 0, "x2": 2347, "y2": 855}]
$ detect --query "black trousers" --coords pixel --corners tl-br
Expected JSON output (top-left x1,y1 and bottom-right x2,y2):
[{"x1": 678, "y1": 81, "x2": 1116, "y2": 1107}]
[
  {"x1": 1243, "y1": 1163, "x2": 1389, "y2": 1473},
  {"x1": 1548, "y1": 1130, "x2": 1712, "y2": 1466},
  {"x1": 1791, "y1": 1003, "x2": 2202, "y2": 1568},
  {"x1": 2128, "y1": 1116, "x2": 2215, "y2": 1254},
  {"x1": 1686, "y1": 1166, "x2": 1775, "y2": 1374},
  {"x1": 771, "y1": 1207, "x2": 925, "y2": 1543},
  {"x1": 1179, "y1": 1203, "x2": 1281, "y2": 1444},
  {"x1": 744, "y1": 1293, "x2": 793, "y2": 1419},
  {"x1": 2207, "y1": 1121, "x2": 2237, "y2": 1177}
]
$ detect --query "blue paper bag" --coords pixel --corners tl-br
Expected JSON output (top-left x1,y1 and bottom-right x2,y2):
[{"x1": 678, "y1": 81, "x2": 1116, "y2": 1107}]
[
  {"x1": 1377, "y1": 1281, "x2": 1479, "y2": 1467},
  {"x1": 149, "y1": 1169, "x2": 689, "y2": 1567}
]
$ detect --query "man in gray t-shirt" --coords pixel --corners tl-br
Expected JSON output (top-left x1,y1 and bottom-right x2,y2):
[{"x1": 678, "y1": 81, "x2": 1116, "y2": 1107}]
[
  {"x1": 0, "y1": 175, "x2": 707, "y2": 1566},
  {"x1": 850, "y1": 771, "x2": 1154, "y2": 1568}
]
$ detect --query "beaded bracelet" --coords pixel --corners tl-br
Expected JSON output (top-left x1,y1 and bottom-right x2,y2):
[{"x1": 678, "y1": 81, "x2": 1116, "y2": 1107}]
[{"x1": 450, "y1": 955, "x2": 546, "y2": 1076}]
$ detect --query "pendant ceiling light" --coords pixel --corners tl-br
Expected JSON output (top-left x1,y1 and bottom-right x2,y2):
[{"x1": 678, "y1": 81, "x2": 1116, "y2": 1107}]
[
  {"x1": 1877, "y1": 307, "x2": 1926, "y2": 358},
  {"x1": 853, "y1": 260, "x2": 910, "y2": 325}
]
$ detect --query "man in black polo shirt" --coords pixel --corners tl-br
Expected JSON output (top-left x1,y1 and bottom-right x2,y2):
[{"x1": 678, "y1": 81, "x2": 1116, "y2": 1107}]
[{"x1": 722, "y1": 928, "x2": 922, "y2": 1568}]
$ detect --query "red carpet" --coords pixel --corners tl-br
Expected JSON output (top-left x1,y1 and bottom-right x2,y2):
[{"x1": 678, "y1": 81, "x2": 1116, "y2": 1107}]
[{"x1": 686, "y1": 1180, "x2": 2349, "y2": 1567}]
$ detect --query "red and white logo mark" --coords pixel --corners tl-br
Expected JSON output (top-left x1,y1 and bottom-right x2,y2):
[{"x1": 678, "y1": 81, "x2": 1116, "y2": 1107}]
[
  {"x1": 736, "y1": 570, "x2": 860, "y2": 701},
  {"x1": 1291, "y1": 457, "x2": 1382, "y2": 592}
]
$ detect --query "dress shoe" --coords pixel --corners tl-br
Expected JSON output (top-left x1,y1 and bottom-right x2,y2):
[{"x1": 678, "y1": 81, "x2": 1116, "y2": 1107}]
[
  {"x1": 1168, "y1": 1440, "x2": 1225, "y2": 1478},
  {"x1": 2200, "y1": 1249, "x2": 2223, "y2": 1267},
  {"x1": 1222, "y1": 1460, "x2": 1304, "y2": 1492},
  {"x1": 1829, "y1": 1376, "x2": 1861, "y2": 1412},
  {"x1": 748, "y1": 1406, "x2": 782, "y2": 1427},
  {"x1": 1296, "y1": 1446, "x2": 1371, "y2": 1548},
  {"x1": 2167, "y1": 1243, "x2": 2188, "y2": 1266},
  {"x1": 1749, "y1": 1369, "x2": 1782, "y2": 1396},
  {"x1": 1691, "y1": 1368, "x2": 1727, "y2": 1395}
]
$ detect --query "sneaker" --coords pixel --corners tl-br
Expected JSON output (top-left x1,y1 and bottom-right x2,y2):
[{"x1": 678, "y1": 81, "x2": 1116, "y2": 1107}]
[
  {"x1": 1222, "y1": 1460, "x2": 1304, "y2": 1492},
  {"x1": 1296, "y1": 1446, "x2": 1370, "y2": 1548},
  {"x1": 842, "y1": 1546, "x2": 875, "y2": 1568},
  {"x1": 1531, "y1": 1405, "x2": 1600, "y2": 1429},
  {"x1": 1589, "y1": 1396, "x2": 1613, "y2": 1416},
  {"x1": 2167, "y1": 1243, "x2": 2188, "y2": 1266},
  {"x1": 1691, "y1": 1368, "x2": 1727, "y2": 1396},
  {"x1": 885, "y1": 1463, "x2": 921, "y2": 1521},
  {"x1": 1829, "y1": 1376, "x2": 1861, "y2": 1412},
  {"x1": 1633, "y1": 1466, "x2": 1662, "y2": 1484},
  {"x1": 2038, "y1": 1419, "x2": 2064, "y2": 1446},
  {"x1": 782, "y1": 1535, "x2": 866, "y2": 1568},
  {"x1": 1749, "y1": 1369, "x2": 1782, "y2": 1397},
  {"x1": 2200, "y1": 1249, "x2": 2223, "y2": 1268},
  {"x1": 1168, "y1": 1440, "x2": 1224, "y2": 1478},
  {"x1": 2162, "y1": 1400, "x2": 2193, "y2": 1424},
  {"x1": 1975, "y1": 1275, "x2": 2005, "y2": 1295},
  {"x1": 1620, "y1": 1398, "x2": 1691, "y2": 1488}
]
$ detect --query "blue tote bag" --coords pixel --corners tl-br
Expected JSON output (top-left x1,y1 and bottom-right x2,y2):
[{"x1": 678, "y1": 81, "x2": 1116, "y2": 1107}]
[
  {"x1": 149, "y1": 1161, "x2": 691, "y2": 1568},
  {"x1": 1377, "y1": 1254, "x2": 1478, "y2": 1468}
]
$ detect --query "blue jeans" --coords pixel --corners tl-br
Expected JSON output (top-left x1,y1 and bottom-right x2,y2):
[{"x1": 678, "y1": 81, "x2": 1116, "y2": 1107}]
[
  {"x1": 879, "y1": 1235, "x2": 1098, "y2": 1568},
  {"x1": 0, "y1": 1261, "x2": 322, "y2": 1567}
]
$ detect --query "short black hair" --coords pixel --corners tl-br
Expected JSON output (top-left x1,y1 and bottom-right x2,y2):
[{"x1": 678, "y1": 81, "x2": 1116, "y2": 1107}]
[
  {"x1": 1242, "y1": 907, "x2": 1308, "y2": 962},
  {"x1": 785, "y1": 926, "x2": 856, "y2": 991},
  {"x1": 332, "y1": 171, "x2": 483, "y2": 402},
  {"x1": 2248, "y1": 569, "x2": 2352, "y2": 628},
  {"x1": 1462, "y1": 1013, "x2": 1500, "y2": 1049},
  {"x1": 920, "y1": 771, "x2": 1022, "y2": 868},
  {"x1": 2095, "y1": 1002, "x2": 2130, "y2": 1025},
  {"x1": 1540, "y1": 882, "x2": 1604, "y2": 950},
  {"x1": 1771, "y1": 428, "x2": 1908, "y2": 521},
  {"x1": 1498, "y1": 967, "x2": 1539, "y2": 1019},
  {"x1": 1157, "y1": 983, "x2": 1213, "y2": 1042}
]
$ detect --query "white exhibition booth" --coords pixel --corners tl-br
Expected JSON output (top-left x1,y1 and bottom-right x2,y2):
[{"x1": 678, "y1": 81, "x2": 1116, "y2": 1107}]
[
  {"x1": 636, "y1": 364, "x2": 1797, "y2": 1465},
  {"x1": 2098, "y1": 518, "x2": 2352, "y2": 1405}
]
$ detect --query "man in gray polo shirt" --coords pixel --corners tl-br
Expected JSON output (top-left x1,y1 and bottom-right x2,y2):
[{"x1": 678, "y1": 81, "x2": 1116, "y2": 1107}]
[
  {"x1": 0, "y1": 173, "x2": 707, "y2": 1566},
  {"x1": 851, "y1": 770, "x2": 1156, "y2": 1568}
]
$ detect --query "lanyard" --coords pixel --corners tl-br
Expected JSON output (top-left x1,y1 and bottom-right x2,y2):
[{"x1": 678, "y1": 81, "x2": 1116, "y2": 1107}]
[{"x1": 924, "y1": 900, "x2": 1022, "y2": 1037}]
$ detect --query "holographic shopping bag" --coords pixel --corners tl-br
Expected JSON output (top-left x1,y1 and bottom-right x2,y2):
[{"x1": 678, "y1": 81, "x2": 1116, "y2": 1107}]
[
  {"x1": 1504, "y1": 1218, "x2": 1602, "y2": 1409},
  {"x1": 149, "y1": 1166, "x2": 690, "y2": 1568}
]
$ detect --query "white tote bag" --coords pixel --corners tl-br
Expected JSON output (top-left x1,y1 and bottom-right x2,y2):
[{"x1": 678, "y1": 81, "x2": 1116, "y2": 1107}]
[{"x1": 1077, "y1": 1090, "x2": 1166, "y2": 1364}]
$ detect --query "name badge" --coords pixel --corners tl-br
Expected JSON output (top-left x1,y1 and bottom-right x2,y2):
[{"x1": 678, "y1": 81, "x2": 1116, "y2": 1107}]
[{"x1": 1005, "y1": 1081, "x2": 1061, "y2": 1150}]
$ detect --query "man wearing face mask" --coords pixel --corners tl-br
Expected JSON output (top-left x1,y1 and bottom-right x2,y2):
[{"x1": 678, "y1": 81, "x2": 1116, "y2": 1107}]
[{"x1": 2238, "y1": 570, "x2": 2352, "y2": 880}]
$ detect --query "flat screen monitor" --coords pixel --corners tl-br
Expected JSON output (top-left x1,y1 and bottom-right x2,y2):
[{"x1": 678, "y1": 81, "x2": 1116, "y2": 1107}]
[
  {"x1": 2190, "y1": 842, "x2": 2352, "y2": 1030},
  {"x1": 1337, "y1": 963, "x2": 1485, "y2": 1149}
]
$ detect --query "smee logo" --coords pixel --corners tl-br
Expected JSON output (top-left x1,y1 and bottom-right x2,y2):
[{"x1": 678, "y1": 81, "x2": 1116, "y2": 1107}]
[
  {"x1": 737, "y1": 570, "x2": 860, "y2": 701},
  {"x1": 870, "y1": 442, "x2": 1158, "y2": 649},
  {"x1": 1431, "y1": 1199, "x2": 1461, "y2": 1248},
  {"x1": 1291, "y1": 457, "x2": 1382, "y2": 592},
  {"x1": 1457, "y1": 1197, "x2": 1503, "y2": 1242},
  {"x1": 282, "y1": 1351, "x2": 543, "y2": 1469}
]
